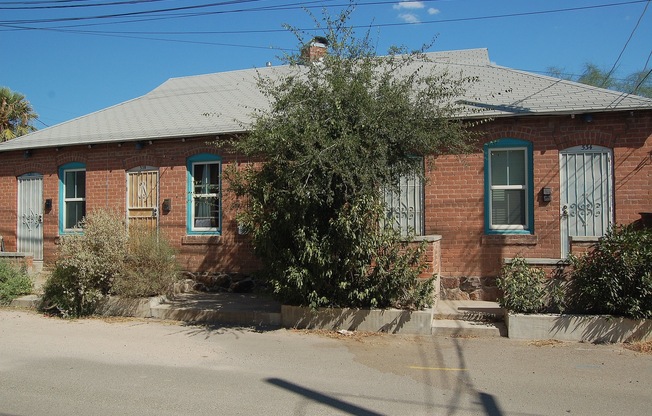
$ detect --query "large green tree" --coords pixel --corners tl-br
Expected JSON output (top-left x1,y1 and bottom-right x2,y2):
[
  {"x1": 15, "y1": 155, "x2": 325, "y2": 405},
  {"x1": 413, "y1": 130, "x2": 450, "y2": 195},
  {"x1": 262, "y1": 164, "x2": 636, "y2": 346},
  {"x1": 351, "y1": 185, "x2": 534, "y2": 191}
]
[
  {"x1": 0, "y1": 86, "x2": 38, "y2": 141},
  {"x1": 547, "y1": 64, "x2": 652, "y2": 98},
  {"x1": 229, "y1": 7, "x2": 478, "y2": 309}
]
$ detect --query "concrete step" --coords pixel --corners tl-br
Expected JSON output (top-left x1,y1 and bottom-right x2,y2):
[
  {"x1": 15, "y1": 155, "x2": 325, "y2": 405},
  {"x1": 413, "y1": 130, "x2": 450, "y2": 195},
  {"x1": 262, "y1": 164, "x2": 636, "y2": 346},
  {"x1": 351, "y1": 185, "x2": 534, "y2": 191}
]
[
  {"x1": 433, "y1": 300, "x2": 504, "y2": 322},
  {"x1": 431, "y1": 319, "x2": 507, "y2": 338},
  {"x1": 9, "y1": 294, "x2": 41, "y2": 309},
  {"x1": 150, "y1": 303, "x2": 282, "y2": 327}
]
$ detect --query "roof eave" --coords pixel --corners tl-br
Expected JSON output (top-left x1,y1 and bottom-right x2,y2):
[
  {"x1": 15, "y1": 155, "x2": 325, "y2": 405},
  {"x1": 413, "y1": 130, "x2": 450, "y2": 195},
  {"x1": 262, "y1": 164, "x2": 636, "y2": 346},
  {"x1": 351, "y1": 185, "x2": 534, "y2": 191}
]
[{"x1": 0, "y1": 129, "x2": 250, "y2": 153}]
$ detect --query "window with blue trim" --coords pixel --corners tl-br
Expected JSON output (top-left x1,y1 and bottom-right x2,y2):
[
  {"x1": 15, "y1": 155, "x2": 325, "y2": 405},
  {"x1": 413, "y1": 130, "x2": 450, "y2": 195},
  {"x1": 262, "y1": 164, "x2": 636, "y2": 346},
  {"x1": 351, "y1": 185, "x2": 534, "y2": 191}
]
[
  {"x1": 484, "y1": 139, "x2": 534, "y2": 234},
  {"x1": 58, "y1": 162, "x2": 86, "y2": 233},
  {"x1": 187, "y1": 154, "x2": 221, "y2": 234}
]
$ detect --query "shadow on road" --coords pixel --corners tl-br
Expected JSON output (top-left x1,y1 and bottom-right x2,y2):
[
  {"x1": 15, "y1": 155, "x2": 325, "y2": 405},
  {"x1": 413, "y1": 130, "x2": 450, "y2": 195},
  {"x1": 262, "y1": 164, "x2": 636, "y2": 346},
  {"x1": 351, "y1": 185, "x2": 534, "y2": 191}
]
[
  {"x1": 418, "y1": 325, "x2": 505, "y2": 416},
  {"x1": 266, "y1": 377, "x2": 384, "y2": 416}
]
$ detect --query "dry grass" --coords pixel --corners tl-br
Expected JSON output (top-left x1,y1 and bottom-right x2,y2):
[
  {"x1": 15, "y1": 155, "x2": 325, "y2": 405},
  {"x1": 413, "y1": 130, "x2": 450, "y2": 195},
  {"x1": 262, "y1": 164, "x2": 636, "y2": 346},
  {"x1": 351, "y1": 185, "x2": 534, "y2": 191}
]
[
  {"x1": 624, "y1": 340, "x2": 652, "y2": 354},
  {"x1": 528, "y1": 339, "x2": 565, "y2": 347},
  {"x1": 292, "y1": 328, "x2": 387, "y2": 342}
]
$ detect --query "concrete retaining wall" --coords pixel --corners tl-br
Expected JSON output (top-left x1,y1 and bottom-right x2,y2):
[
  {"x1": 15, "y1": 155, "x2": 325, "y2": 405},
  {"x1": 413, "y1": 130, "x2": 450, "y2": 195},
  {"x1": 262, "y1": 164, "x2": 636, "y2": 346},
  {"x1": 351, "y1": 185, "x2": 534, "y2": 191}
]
[
  {"x1": 506, "y1": 313, "x2": 652, "y2": 343},
  {"x1": 282, "y1": 305, "x2": 433, "y2": 335}
]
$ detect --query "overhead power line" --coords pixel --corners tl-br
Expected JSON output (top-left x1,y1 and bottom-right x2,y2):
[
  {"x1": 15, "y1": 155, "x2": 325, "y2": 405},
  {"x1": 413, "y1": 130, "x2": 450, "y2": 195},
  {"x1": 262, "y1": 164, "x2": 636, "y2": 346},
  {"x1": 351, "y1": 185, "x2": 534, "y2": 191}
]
[
  {"x1": 0, "y1": 0, "x2": 648, "y2": 34},
  {"x1": 601, "y1": 0, "x2": 650, "y2": 87},
  {"x1": 0, "y1": 0, "x2": 647, "y2": 29},
  {"x1": 0, "y1": 0, "x2": 170, "y2": 10}
]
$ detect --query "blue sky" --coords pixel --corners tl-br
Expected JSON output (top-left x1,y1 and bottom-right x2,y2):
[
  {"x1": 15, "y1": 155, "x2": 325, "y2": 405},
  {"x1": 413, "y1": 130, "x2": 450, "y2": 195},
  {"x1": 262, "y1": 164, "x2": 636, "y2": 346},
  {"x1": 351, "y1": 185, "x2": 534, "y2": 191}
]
[{"x1": 2, "y1": 0, "x2": 651, "y2": 127}]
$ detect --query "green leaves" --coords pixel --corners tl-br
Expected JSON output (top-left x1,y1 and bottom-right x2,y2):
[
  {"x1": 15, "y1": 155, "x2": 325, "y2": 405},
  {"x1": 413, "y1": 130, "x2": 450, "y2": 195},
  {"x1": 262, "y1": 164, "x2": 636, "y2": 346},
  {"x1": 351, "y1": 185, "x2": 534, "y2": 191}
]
[
  {"x1": 569, "y1": 225, "x2": 652, "y2": 319},
  {"x1": 0, "y1": 86, "x2": 38, "y2": 141},
  {"x1": 0, "y1": 261, "x2": 32, "y2": 305},
  {"x1": 229, "y1": 6, "x2": 475, "y2": 309},
  {"x1": 500, "y1": 227, "x2": 652, "y2": 319},
  {"x1": 497, "y1": 257, "x2": 547, "y2": 314}
]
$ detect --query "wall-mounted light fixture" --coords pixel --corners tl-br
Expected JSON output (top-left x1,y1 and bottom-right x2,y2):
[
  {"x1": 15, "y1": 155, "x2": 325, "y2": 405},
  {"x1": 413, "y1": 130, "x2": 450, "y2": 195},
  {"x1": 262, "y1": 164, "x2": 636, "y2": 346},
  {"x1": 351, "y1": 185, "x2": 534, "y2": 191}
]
[
  {"x1": 135, "y1": 141, "x2": 144, "y2": 150},
  {"x1": 23, "y1": 149, "x2": 32, "y2": 159},
  {"x1": 162, "y1": 198, "x2": 171, "y2": 213},
  {"x1": 44, "y1": 199, "x2": 53, "y2": 211},
  {"x1": 582, "y1": 114, "x2": 593, "y2": 123},
  {"x1": 541, "y1": 187, "x2": 552, "y2": 203}
]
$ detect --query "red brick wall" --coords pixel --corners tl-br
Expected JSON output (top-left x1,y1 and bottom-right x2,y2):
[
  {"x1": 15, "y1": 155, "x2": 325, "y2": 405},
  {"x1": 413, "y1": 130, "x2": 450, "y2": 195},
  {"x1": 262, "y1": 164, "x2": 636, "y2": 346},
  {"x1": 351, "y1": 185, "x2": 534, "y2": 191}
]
[
  {"x1": 0, "y1": 136, "x2": 260, "y2": 273},
  {"x1": 428, "y1": 110, "x2": 652, "y2": 299},
  {"x1": 0, "y1": 110, "x2": 650, "y2": 295}
]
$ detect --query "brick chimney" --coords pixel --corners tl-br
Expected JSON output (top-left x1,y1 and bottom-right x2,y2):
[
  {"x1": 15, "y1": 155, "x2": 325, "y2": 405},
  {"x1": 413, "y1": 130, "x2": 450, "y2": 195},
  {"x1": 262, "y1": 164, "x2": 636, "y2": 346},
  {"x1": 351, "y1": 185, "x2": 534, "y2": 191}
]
[{"x1": 301, "y1": 36, "x2": 328, "y2": 63}]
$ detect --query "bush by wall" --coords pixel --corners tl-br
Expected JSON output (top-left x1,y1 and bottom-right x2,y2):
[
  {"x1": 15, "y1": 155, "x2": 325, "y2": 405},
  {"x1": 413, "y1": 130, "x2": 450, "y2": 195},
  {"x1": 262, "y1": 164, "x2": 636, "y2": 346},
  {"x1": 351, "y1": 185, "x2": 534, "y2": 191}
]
[
  {"x1": 497, "y1": 257, "x2": 547, "y2": 313},
  {"x1": 499, "y1": 226, "x2": 652, "y2": 319},
  {"x1": 0, "y1": 260, "x2": 32, "y2": 305},
  {"x1": 568, "y1": 225, "x2": 652, "y2": 319},
  {"x1": 41, "y1": 210, "x2": 179, "y2": 317},
  {"x1": 111, "y1": 224, "x2": 180, "y2": 298}
]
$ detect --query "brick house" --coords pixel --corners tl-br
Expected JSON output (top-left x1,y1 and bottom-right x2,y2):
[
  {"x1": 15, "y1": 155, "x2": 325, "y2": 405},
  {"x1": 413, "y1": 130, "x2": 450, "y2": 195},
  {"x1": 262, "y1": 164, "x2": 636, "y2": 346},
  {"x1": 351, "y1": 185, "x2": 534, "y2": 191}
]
[{"x1": 1, "y1": 48, "x2": 651, "y2": 300}]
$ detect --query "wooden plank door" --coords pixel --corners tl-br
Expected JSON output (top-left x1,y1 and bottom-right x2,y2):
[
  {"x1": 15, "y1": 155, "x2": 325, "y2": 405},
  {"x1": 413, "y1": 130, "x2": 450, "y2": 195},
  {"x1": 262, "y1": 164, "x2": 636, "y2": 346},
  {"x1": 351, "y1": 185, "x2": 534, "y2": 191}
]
[{"x1": 127, "y1": 167, "x2": 159, "y2": 230}]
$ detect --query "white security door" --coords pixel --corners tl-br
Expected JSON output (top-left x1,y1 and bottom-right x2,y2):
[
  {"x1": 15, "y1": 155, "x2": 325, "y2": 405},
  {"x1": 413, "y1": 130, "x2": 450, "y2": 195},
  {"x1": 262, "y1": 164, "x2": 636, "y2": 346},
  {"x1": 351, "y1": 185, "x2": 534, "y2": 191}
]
[
  {"x1": 560, "y1": 145, "x2": 613, "y2": 258},
  {"x1": 17, "y1": 173, "x2": 44, "y2": 261}
]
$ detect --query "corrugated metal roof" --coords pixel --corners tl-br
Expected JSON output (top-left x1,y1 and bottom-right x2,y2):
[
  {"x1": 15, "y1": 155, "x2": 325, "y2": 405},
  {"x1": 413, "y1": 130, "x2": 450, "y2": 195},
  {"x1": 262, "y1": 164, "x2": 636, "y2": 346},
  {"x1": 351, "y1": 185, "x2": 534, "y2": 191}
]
[{"x1": 2, "y1": 48, "x2": 651, "y2": 152}]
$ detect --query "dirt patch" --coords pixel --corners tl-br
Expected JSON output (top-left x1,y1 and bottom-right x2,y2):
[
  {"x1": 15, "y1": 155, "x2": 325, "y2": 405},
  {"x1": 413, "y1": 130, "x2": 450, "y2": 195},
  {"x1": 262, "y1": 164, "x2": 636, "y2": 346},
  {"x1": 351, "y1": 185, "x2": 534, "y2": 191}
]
[
  {"x1": 528, "y1": 339, "x2": 566, "y2": 347},
  {"x1": 624, "y1": 340, "x2": 652, "y2": 355},
  {"x1": 290, "y1": 328, "x2": 389, "y2": 343}
]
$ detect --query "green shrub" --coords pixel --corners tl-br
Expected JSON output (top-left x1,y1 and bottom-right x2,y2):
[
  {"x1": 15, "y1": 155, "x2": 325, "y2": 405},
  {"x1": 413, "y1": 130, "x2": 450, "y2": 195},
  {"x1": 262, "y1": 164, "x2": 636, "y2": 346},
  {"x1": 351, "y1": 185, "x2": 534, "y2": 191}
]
[
  {"x1": 497, "y1": 257, "x2": 546, "y2": 313},
  {"x1": 58, "y1": 210, "x2": 129, "y2": 293},
  {"x1": 111, "y1": 225, "x2": 180, "y2": 298},
  {"x1": 568, "y1": 225, "x2": 652, "y2": 319},
  {"x1": 0, "y1": 260, "x2": 32, "y2": 305},
  {"x1": 256, "y1": 195, "x2": 434, "y2": 310},
  {"x1": 228, "y1": 8, "x2": 473, "y2": 310},
  {"x1": 41, "y1": 265, "x2": 103, "y2": 318},
  {"x1": 41, "y1": 210, "x2": 180, "y2": 317},
  {"x1": 41, "y1": 210, "x2": 128, "y2": 317}
]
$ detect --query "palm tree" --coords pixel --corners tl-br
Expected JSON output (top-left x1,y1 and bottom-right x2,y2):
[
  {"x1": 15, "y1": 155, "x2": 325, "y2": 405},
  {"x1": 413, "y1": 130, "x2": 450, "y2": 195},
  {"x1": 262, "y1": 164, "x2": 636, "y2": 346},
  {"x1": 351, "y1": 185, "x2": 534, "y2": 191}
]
[{"x1": 0, "y1": 87, "x2": 38, "y2": 141}]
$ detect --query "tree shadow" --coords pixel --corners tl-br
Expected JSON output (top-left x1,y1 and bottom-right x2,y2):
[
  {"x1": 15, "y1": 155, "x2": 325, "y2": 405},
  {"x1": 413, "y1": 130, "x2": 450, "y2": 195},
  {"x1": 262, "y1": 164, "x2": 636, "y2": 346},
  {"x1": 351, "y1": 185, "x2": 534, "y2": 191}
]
[
  {"x1": 266, "y1": 378, "x2": 384, "y2": 416},
  {"x1": 419, "y1": 325, "x2": 506, "y2": 415}
]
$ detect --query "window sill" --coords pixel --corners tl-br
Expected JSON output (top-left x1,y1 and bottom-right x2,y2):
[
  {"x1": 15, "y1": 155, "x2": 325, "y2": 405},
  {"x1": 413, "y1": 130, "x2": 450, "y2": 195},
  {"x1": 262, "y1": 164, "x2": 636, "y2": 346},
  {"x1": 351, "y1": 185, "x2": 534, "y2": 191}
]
[
  {"x1": 401, "y1": 234, "x2": 442, "y2": 243},
  {"x1": 504, "y1": 257, "x2": 569, "y2": 266},
  {"x1": 482, "y1": 234, "x2": 537, "y2": 246},
  {"x1": 570, "y1": 236, "x2": 601, "y2": 243},
  {"x1": 181, "y1": 235, "x2": 222, "y2": 245}
]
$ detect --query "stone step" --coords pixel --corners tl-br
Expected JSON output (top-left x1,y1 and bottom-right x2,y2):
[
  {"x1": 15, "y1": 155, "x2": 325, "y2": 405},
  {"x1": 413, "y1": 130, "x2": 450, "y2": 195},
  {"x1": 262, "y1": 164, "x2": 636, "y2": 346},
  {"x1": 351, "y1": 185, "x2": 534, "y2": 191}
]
[
  {"x1": 433, "y1": 300, "x2": 504, "y2": 322},
  {"x1": 9, "y1": 294, "x2": 41, "y2": 309},
  {"x1": 431, "y1": 319, "x2": 507, "y2": 338}
]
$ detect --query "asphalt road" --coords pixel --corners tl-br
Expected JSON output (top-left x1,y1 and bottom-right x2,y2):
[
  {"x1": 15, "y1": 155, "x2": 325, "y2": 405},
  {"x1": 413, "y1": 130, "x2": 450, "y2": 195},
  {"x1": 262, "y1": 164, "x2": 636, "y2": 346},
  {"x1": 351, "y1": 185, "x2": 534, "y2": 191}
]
[{"x1": 1, "y1": 309, "x2": 650, "y2": 416}]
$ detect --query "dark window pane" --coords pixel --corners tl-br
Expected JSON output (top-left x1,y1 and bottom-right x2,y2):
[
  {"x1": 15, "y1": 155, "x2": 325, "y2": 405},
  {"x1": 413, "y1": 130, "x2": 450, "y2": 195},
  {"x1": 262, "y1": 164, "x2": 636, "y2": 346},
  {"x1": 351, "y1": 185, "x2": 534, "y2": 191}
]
[
  {"x1": 65, "y1": 201, "x2": 85, "y2": 229},
  {"x1": 77, "y1": 171, "x2": 86, "y2": 198},
  {"x1": 65, "y1": 171, "x2": 76, "y2": 198},
  {"x1": 492, "y1": 189, "x2": 525, "y2": 226},
  {"x1": 193, "y1": 197, "x2": 219, "y2": 228},
  {"x1": 490, "y1": 151, "x2": 508, "y2": 186},
  {"x1": 508, "y1": 150, "x2": 526, "y2": 185}
]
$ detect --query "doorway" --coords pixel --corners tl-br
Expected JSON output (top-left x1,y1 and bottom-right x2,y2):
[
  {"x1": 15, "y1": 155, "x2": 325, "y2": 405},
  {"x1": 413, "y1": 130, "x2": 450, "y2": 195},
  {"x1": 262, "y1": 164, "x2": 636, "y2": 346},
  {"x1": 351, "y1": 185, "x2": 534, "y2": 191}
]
[
  {"x1": 17, "y1": 173, "x2": 44, "y2": 261},
  {"x1": 560, "y1": 145, "x2": 613, "y2": 258}
]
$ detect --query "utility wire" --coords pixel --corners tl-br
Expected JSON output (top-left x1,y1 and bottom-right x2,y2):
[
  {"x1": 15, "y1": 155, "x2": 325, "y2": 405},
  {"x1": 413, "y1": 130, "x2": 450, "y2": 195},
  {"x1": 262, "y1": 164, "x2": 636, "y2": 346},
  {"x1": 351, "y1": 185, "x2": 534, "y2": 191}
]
[
  {"x1": 0, "y1": 0, "x2": 646, "y2": 29},
  {"x1": 0, "y1": 0, "x2": 171, "y2": 10},
  {"x1": 601, "y1": 0, "x2": 650, "y2": 87},
  {"x1": 0, "y1": 0, "x2": 268, "y2": 24}
]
